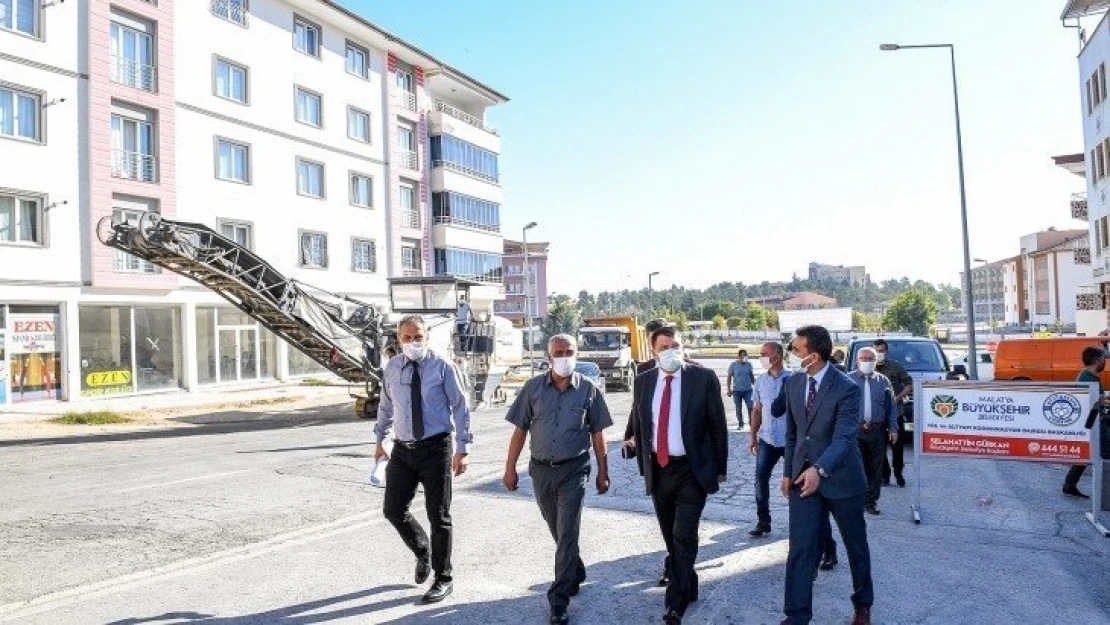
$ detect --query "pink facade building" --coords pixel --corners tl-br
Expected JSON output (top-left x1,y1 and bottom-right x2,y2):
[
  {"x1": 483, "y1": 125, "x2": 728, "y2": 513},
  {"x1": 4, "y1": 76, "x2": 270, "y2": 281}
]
[{"x1": 498, "y1": 239, "x2": 549, "y2": 327}]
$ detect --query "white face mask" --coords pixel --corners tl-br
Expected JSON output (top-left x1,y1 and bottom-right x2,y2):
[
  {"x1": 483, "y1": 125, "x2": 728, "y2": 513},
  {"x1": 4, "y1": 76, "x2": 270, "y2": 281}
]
[
  {"x1": 858, "y1": 361, "x2": 876, "y2": 376},
  {"x1": 759, "y1": 356, "x2": 772, "y2": 370},
  {"x1": 552, "y1": 356, "x2": 576, "y2": 377},
  {"x1": 789, "y1": 352, "x2": 812, "y2": 371},
  {"x1": 658, "y1": 349, "x2": 683, "y2": 372},
  {"x1": 739, "y1": 356, "x2": 748, "y2": 363},
  {"x1": 875, "y1": 352, "x2": 887, "y2": 364},
  {"x1": 402, "y1": 341, "x2": 427, "y2": 361}
]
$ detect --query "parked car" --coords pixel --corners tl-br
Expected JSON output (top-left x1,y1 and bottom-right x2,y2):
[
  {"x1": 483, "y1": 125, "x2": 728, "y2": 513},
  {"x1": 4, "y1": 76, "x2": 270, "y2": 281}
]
[
  {"x1": 949, "y1": 350, "x2": 995, "y2": 381},
  {"x1": 574, "y1": 361, "x2": 605, "y2": 393},
  {"x1": 844, "y1": 337, "x2": 958, "y2": 431},
  {"x1": 993, "y1": 336, "x2": 1110, "y2": 384}
]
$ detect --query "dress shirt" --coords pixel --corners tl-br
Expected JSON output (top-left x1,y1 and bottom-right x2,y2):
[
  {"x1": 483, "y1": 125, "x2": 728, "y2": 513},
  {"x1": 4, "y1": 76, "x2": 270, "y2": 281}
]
[
  {"x1": 375, "y1": 348, "x2": 473, "y2": 454},
  {"x1": 652, "y1": 366, "x2": 686, "y2": 456}
]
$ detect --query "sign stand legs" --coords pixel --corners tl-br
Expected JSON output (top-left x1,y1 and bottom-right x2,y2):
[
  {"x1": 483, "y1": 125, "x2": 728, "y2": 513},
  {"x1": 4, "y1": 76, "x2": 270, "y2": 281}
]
[{"x1": 912, "y1": 380, "x2": 923, "y2": 524}]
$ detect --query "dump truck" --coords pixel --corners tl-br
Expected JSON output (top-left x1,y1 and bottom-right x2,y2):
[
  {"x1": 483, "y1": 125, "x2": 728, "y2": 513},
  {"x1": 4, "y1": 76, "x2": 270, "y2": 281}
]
[{"x1": 576, "y1": 316, "x2": 649, "y2": 391}]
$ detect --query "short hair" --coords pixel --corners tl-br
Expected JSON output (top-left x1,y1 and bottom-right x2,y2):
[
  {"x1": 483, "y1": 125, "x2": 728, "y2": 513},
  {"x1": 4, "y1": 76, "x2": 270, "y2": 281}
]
[
  {"x1": 398, "y1": 315, "x2": 426, "y2": 333},
  {"x1": 795, "y1": 325, "x2": 833, "y2": 361},
  {"x1": 859, "y1": 346, "x2": 877, "y2": 359},
  {"x1": 645, "y1": 318, "x2": 668, "y2": 334},
  {"x1": 873, "y1": 338, "x2": 889, "y2": 349},
  {"x1": 738, "y1": 349, "x2": 748, "y2": 356},
  {"x1": 651, "y1": 325, "x2": 678, "y2": 349},
  {"x1": 547, "y1": 333, "x2": 576, "y2": 355},
  {"x1": 762, "y1": 341, "x2": 784, "y2": 357},
  {"x1": 1082, "y1": 345, "x2": 1105, "y2": 367}
]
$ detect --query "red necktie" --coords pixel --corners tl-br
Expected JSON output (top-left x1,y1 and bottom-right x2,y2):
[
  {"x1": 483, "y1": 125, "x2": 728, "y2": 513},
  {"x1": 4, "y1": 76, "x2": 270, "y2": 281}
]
[{"x1": 657, "y1": 375, "x2": 675, "y2": 467}]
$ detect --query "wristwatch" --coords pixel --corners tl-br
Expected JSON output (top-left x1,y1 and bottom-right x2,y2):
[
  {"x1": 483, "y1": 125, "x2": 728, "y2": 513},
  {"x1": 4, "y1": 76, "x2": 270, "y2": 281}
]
[{"x1": 814, "y1": 464, "x2": 829, "y2": 479}]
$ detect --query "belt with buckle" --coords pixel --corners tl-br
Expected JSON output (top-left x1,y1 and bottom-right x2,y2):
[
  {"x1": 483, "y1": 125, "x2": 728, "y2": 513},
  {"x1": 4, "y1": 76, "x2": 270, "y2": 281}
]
[
  {"x1": 394, "y1": 432, "x2": 450, "y2": 449},
  {"x1": 859, "y1": 422, "x2": 873, "y2": 430},
  {"x1": 531, "y1": 453, "x2": 587, "y2": 468}
]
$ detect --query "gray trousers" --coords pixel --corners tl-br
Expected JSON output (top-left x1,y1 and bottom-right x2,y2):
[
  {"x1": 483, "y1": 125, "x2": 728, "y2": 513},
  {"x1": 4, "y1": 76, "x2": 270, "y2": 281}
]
[{"x1": 529, "y1": 454, "x2": 590, "y2": 610}]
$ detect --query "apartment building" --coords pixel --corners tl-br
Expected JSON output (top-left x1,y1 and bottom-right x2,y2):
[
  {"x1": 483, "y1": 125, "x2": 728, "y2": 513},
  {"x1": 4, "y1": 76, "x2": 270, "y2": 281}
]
[
  {"x1": 0, "y1": 0, "x2": 507, "y2": 406},
  {"x1": 808, "y1": 262, "x2": 869, "y2": 287},
  {"x1": 497, "y1": 239, "x2": 549, "y2": 327}
]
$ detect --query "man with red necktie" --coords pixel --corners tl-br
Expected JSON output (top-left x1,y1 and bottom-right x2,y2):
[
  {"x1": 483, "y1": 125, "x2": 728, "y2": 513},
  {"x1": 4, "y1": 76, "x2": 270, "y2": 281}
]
[{"x1": 630, "y1": 326, "x2": 728, "y2": 625}]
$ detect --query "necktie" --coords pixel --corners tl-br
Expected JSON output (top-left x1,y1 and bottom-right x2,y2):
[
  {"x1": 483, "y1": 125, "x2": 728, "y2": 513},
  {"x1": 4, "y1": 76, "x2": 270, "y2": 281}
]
[
  {"x1": 410, "y1": 361, "x2": 424, "y2": 440},
  {"x1": 806, "y1": 377, "x2": 817, "y2": 413},
  {"x1": 864, "y1": 376, "x2": 872, "y2": 422},
  {"x1": 657, "y1": 375, "x2": 675, "y2": 467}
]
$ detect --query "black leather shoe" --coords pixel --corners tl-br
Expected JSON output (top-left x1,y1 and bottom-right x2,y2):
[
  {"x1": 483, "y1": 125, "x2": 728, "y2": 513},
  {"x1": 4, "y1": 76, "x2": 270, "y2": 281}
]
[
  {"x1": 658, "y1": 571, "x2": 669, "y2": 587},
  {"x1": 748, "y1": 523, "x2": 771, "y2": 537},
  {"x1": 895, "y1": 475, "x2": 906, "y2": 487},
  {"x1": 421, "y1": 580, "x2": 453, "y2": 604},
  {"x1": 569, "y1": 570, "x2": 587, "y2": 596},
  {"x1": 415, "y1": 556, "x2": 431, "y2": 585},
  {"x1": 819, "y1": 553, "x2": 838, "y2": 571},
  {"x1": 865, "y1": 504, "x2": 881, "y2": 515},
  {"x1": 549, "y1": 607, "x2": 569, "y2": 624},
  {"x1": 663, "y1": 609, "x2": 682, "y2": 625},
  {"x1": 1063, "y1": 485, "x2": 1090, "y2": 499}
]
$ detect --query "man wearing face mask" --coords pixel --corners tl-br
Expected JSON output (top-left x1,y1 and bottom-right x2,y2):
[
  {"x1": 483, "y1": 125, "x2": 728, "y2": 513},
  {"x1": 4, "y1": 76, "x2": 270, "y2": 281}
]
[
  {"x1": 780, "y1": 325, "x2": 873, "y2": 625},
  {"x1": 503, "y1": 334, "x2": 613, "y2": 625},
  {"x1": 747, "y1": 341, "x2": 791, "y2": 537},
  {"x1": 631, "y1": 327, "x2": 728, "y2": 625},
  {"x1": 375, "y1": 316, "x2": 472, "y2": 605},
  {"x1": 850, "y1": 348, "x2": 899, "y2": 515},
  {"x1": 873, "y1": 339, "x2": 912, "y2": 487}
]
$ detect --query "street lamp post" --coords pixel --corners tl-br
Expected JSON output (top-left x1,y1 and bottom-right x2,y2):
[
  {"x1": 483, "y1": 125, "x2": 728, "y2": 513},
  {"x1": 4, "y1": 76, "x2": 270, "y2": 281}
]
[
  {"x1": 881, "y1": 42, "x2": 979, "y2": 380},
  {"x1": 523, "y1": 222, "x2": 538, "y2": 377},
  {"x1": 974, "y1": 258, "x2": 994, "y2": 338},
  {"x1": 648, "y1": 271, "x2": 660, "y2": 318}
]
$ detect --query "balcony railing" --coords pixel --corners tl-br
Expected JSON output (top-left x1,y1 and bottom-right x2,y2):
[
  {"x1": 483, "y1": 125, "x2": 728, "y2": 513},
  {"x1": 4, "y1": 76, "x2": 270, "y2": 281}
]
[
  {"x1": 111, "y1": 150, "x2": 157, "y2": 182},
  {"x1": 434, "y1": 100, "x2": 498, "y2": 135},
  {"x1": 1072, "y1": 193, "x2": 1088, "y2": 221},
  {"x1": 400, "y1": 209, "x2": 421, "y2": 229},
  {"x1": 211, "y1": 0, "x2": 248, "y2": 26},
  {"x1": 402, "y1": 268, "x2": 421, "y2": 277},
  {"x1": 398, "y1": 149, "x2": 418, "y2": 170},
  {"x1": 433, "y1": 215, "x2": 500, "y2": 233},
  {"x1": 432, "y1": 160, "x2": 499, "y2": 184},
  {"x1": 111, "y1": 57, "x2": 157, "y2": 92},
  {"x1": 1078, "y1": 285, "x2": 1105, "y2": 311},
  {"x1": 399, "y1": 91, "x2": 417, "y2": 112}
]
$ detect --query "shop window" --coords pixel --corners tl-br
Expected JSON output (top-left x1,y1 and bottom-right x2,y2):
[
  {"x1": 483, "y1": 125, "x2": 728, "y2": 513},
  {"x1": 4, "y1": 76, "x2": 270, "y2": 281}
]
[{"x1": 2, "y1": 305, "x2": 62, "y2": 403}]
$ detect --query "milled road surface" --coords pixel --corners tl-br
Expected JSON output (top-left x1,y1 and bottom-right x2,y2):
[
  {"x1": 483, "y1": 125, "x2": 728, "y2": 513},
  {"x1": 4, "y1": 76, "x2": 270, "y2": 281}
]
[{"x1": 0, "y1": 387, "x2": 1106, "y2": 624}]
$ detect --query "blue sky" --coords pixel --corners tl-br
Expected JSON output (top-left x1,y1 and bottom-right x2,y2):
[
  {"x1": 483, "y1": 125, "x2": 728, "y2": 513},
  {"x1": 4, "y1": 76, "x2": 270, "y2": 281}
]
[{"x1": 345, "y1": 1, "x2": 1086, "y2": 295}]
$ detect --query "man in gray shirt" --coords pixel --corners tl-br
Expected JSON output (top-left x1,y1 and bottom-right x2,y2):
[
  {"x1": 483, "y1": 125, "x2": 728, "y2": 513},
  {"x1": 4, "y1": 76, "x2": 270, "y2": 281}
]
[
  {"x1": 504, "y1": 333, "x2": 612, "y2": 625},
  {"x1": 375, "y1": 316, "x2": 472, "y2": 605}
]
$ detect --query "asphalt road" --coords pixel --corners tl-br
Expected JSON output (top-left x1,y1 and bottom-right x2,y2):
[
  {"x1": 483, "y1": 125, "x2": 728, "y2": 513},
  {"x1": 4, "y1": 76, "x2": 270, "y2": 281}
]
[{"x1": 0, "y1": 391, "x2": 1106, "y2": 624}]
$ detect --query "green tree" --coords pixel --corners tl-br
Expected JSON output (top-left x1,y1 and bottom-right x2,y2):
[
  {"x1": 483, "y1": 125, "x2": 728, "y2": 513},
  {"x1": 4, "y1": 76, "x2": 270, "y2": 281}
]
[
  {"x1": 665, "y1": 311, "x2": 690, "y2": 332},
  {"x1": 882, "y1": 289, "x2": 938, "y2": 336},
  {"x1": 711, "y1": 314, "x2": 728, "y2": 330},
  {"x1": 703, "y1": 300, "x2": 737, "y2": 320},
  {"x1": 852, "y1": 310, "x2": 882, "y2": 332},
  {"x1": 764, "y1": 308, "x2": 779, "y2": 330},
  {"x1": 744, "y1": 303, "x2": 767, "y2": 330},
  {"x1": 542, "y1": 295, "x2": 581, "y2": 340},
  {"x1": 726, "y1": 316, "x2": 744, "y2": 329}
]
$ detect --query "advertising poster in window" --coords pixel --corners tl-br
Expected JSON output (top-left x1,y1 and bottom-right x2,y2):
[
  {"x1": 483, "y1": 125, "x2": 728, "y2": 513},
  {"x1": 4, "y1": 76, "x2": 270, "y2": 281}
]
[{"x1": 9, "y1": 312, "x2": 62, "y2": 403}]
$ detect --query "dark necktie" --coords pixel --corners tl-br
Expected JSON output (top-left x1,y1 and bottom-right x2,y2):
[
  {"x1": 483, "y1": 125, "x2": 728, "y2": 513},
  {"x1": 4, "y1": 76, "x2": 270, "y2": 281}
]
[
  {"x1": 410, "y1": 361, "x2": 424, "y2": 440},
  {"x1": 806, "y1": 377, "x2": 817, "y2": 413},
  {"x1": 657, "y1": 375, "x2": 674, "y2": 467}
]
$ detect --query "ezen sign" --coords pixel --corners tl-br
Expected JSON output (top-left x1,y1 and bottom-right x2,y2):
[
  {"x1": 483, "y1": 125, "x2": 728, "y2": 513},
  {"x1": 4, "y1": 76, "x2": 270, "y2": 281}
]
[
  {"x1": 918, "y1": 382, "x2": 1094, "y2": 463},
  {"x1": 9, "y1": 314, "x2": 58, "y2": 354}
]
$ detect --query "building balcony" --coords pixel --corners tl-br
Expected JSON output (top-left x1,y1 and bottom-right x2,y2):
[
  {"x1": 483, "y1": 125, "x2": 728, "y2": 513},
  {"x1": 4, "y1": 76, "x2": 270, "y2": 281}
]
[
  {"x1": 399, "y1": 209, "x2": 421, "y2": 229},
  {"x1": 1077, "y1": 286, "x2": 1105, "y2": 311},
  {"x1": 402, "y1": 268, "x2": 421, "y2": 277},
  {"x1": 1071, "y1": 193, "x2": 1088, "y2": 221},
  {"x1": 433, "y1": 221, "x2": 502, "y2": 255},
  {"x1": 398, "y1": 91, "x2": 417, "y2": 112},
  {"x1": 111, "y1": 150, "x2": 157, "y2": 183},
  {"x1": 433, "y1": 214, "x2": 500, "y2": 234},
  {"x1": 111, "y1": 57, "x2": 157, "y2": 92},
  {"x1": 397, "y1": 149, "x2": 418, "y2": 171},
  {"x1": 434, "y1": 100, "x2": 497, "y2": 135}
]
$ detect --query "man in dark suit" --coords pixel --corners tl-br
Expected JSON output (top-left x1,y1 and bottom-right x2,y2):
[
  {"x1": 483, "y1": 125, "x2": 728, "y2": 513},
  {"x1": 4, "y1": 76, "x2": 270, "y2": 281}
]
[
  {"x1": 779, "y1": 325, "x2": 874, "y2": 625},
  {"x1": 631, "y1": 327, "x2": 728, "y2": 625}
]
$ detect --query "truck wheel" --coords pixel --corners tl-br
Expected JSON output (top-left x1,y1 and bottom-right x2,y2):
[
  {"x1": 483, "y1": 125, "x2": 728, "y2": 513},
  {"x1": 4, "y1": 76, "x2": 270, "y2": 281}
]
[{"x1": 354, "y1": 397, "x2": 378, "y2": 420}]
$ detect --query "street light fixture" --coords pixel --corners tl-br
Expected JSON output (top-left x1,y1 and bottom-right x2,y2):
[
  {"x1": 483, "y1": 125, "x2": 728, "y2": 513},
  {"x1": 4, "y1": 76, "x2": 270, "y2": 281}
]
[
  {"x1": 881, "y1": 42, "x2": 979, "y2": 380},
  {"x1": 523, "y1": 222, "x2": 538, "y2": 377},
  {"x1": 648, "y1": 271, "x2": 660, "y2": 318}
]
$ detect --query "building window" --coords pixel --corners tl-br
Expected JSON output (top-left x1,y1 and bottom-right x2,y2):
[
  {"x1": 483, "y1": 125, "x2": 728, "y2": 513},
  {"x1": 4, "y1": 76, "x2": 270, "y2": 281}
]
[
  {"x1": 214, "y1": 58, "x2": 248, "y2": 104},
  {"x1": 216, "y1": 138, "x2": 250, "y2": 183},
  {"x1": 346, "y1": 41, "x2": 369, "y2": 79},
  {"x1": 113, "y1": 208, "x2": 159, "y2": 273},
  {"x1": 217, "y1": 219, "x2": 252, "y2": 249},
  {"x1": 0, "y1": 85, "x2": 40, "y2": 142},
  {"x1": 395, "y1": 66, "x2": 416, "y2": 110},
  {"x1": 397, "y1": 123, "x2": 417, "y2": 169},
  {"x1": 432, "y1": 192, "x2": 500, "y2": 232},
  {"x1": 110, "y1": 20, "x2": 156, "y2": 92},
  {"x1": 1, "y1": 0, "x2": 39, "y2": 37},
  {"x1": 296, "y1": 158, "x2": 324, "y2": 198},
  {"x1": 295, "y1": 86, "x2": 322, "y2": 127},
  {"x1": 350, "y1": 173, "x2": 372, "y2": 208},
  {"x1": 401, "y1": 241, "x2": 421, "y2": 276},
  {"x1": 1092, "y1": 64, "x2": 1108, "y2": 114},
  {"x1": 1099, "y1": 142, "x2": 1107, "y2": 181},
  {"x1": 430, "y1": 135, "x2": 499, "y2": 183},
  {"x1": 79, "y1": 305, "x2": 183, "y2": 396},
  {"x1": 434, "y1": 247, "x2": 503, "y2": 283},
  {"x1": 0, "y1": 192, "x2": 42, "y2": 244},
  {"x1": 352, "y1": 238, "x2": 376, "y2": 273},
  {"x1": 347, "y1": 107, "x2": 370, "y2": 143},
  {"x1": 293, "y1": 16, "x2": 320, "y2": 57},
  {"x1": 111, "y1": 113, "x2": 156, "y2": 182},
  {"x1": 211, "y1": 0, "x2": 247, "y2": 26},
  {"x1": 399, "y1": 181, "x2": 419, "y2": 228},
  {"x1": 299, "y1": 231, "x2": 327, "y2": 268}
]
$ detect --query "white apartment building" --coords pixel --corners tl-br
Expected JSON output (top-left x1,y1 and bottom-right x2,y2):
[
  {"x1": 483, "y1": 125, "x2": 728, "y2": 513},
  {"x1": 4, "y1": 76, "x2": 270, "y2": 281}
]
[{"x1": 0, "y1": 0, "x2": 507, "y2": 407}]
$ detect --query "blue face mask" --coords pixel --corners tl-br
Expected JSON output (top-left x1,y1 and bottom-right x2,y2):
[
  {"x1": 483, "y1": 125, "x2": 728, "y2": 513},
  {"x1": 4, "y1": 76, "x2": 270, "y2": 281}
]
[{"x1": 658, "y1": 348, "x2": 683, "y2": 372}]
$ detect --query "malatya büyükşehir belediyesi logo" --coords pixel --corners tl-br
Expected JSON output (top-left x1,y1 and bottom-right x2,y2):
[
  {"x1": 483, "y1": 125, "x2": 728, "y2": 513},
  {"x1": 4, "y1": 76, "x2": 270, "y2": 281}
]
[{"x1": 930, "y1": 395, "x2": 959, "y2": 418}]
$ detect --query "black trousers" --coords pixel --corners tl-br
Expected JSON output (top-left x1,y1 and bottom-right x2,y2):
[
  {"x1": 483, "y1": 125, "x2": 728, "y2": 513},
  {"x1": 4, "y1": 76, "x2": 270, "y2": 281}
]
[
  {"x1": 882, "y1": 416, "x2": 906, "y2": 481},
  {"x1": 651, "y1": 457, "x2": 707, "y2": 617},
  {"x1": 785, "y1": 489, "x2": 874, "y2": 625},
  {"x1": 383, "y1": 435, "x2": 453, "y2": 582},
  {"x1": 530, "y1": 455, "x2": 590, "y2": 610},
  {"x1": 858, "y1": 426, "x2": 888, "y2": 505}
]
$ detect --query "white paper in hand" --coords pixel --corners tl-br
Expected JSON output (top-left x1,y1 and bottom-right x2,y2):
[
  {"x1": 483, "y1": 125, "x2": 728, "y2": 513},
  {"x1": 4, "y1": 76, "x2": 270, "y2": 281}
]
[{"x1": 370, "y1": 457, "x2": 388, "y2": 488}]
